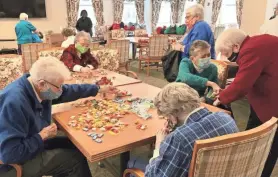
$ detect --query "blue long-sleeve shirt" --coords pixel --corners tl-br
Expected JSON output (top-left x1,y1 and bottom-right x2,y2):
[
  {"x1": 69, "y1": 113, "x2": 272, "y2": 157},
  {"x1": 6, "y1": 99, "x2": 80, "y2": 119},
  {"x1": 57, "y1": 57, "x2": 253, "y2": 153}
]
[
  {"x1": 0, "y1": 74, "x2": 99, "y2": 167},
  {"x1": 182, "y1": 21, "x2": 215, "y2": 59},
  {"x1": 15, "y1": 20, "x2": 37, "y2": 44}
]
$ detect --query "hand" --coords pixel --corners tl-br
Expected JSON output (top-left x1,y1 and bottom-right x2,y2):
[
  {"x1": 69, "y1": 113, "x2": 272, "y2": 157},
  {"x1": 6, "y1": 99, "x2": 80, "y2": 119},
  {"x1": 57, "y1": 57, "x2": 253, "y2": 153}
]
[
  {"x1": 155, "y1": 129, "x2": 168, "y2": 149},
  {"x1": 39, "y1": 123, "x2": 57, "y2": 141},
  {"x1": 171, "y1": 43, "x2": 184, "y2": 51},
  {"x1": 98, "y1": 85, "x2": 116, "y2": 94},
  {"x1": 213, "y1": 98, "x2": 221, "y2": 106},
  {"x1": 207, "y1": 81, "x2": 221, "y2": 95},
  {"x1": 80, "y1": 67, "x2": 92, "y2": 73}
]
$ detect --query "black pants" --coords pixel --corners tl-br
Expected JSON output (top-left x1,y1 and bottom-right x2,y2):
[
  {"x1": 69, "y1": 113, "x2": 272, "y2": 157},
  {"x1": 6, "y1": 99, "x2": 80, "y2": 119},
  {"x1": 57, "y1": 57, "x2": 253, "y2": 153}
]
[
  {"x1": 17, "y1": 44, "x2": 22, "y2": 55},
  {"x1": 246, "y1": 106, "x2": 278, "y2": 177},
  {"x1": 1, "y1": 137, "x2": 92, "y2": 177}
]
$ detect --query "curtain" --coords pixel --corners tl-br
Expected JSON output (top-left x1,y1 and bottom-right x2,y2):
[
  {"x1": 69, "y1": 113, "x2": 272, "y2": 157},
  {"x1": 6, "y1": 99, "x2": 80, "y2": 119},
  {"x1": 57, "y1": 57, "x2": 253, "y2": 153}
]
[
  {"x1": 211, "y1": 0, "x2": 223, "y2": 32},
  {"x1": 65, "y1": 0, "x2": 80, "y2": 28},
  {"x1": 113, "y1": 0, "x2": 124, "y2": 23},
  {"x1": 92, "y1": 0, "x2": 105, "y2": 26},
  {"x1": 152, "y1": 0, "x2": 163, "y2": 30},
  {"x1": 236, "y1": 0, "x2": 244, "y2": 28},
  {"x1": 135, "y1": 0, "x2": 145, "y2": 24},
  {"x1": 198, "y1": 0, "x2": 206, "y2": 6},
  {"x1": 171, "y1": 0, "x2": 186, "y2": 24}
]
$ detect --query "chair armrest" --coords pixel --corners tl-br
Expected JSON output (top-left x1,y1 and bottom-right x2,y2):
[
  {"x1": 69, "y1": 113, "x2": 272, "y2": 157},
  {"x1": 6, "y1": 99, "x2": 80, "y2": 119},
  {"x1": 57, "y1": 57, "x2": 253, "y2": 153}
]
[
  {"x1": 118, "y1": 70, "x2": 138, "y2": 79},
  {"x1": 123, "y1": 168, "x2": 144, "y2": 177},
  {"x1": 0, "y1": 160, "x2": 23, "y2": 177}
]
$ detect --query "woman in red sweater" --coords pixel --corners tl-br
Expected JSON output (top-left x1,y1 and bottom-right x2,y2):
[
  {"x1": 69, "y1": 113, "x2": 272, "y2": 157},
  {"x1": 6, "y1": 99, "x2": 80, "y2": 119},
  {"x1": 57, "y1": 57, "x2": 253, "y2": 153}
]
[{"x1": 215, "y1": 29, "x2": 278, "y2": 177}]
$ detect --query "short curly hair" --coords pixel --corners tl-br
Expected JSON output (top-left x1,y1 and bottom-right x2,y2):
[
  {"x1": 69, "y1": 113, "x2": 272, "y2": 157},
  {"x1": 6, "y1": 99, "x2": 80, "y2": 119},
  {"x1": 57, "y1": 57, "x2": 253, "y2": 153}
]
[
  {"x1": 189, "y1": 40, "x2": 210, "y2": 57},
  {"x1": 154, "y1": 82, "x2": 200, "y2": 117},
  {"x1": 61, "y1": 28, "x2": 75, "y2": 37}
]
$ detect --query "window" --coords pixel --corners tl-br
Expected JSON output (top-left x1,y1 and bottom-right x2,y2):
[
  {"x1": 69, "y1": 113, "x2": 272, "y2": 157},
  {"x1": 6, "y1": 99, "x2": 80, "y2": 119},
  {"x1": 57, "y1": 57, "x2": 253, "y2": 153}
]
[
  {"x1": 157, "y1": 1, "x2": 172, "y2": 27},
  {"x1": 78, "y1": 0, "x2": 97, "y2": 36},
  {"x1": 216, "y1": 0, "x2": 238, "y2": 28},
  {"x1": 122, "y1": 1, "x2": 137, "y2": 24}
]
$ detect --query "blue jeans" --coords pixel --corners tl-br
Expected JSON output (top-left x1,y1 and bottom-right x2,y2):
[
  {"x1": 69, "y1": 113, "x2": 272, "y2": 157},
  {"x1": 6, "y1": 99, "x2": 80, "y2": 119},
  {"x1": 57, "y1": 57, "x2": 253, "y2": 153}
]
[{"x1": 127, "y1": 157, "x2": 148, "y2": 176}]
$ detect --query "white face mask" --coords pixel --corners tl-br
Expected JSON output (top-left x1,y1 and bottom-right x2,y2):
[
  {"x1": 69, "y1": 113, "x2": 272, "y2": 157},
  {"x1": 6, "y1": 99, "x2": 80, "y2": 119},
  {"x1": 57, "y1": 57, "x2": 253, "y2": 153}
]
[{"x1": 194, "y1": 57, "x2": 211, "y2": 73}]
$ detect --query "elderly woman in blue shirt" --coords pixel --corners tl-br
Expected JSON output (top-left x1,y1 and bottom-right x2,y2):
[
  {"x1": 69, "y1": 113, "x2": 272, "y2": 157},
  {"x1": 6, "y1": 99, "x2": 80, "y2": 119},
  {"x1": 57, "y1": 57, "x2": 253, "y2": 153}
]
[
  {"x1": 15, "y1": 13, "x2": 40, "y2": 55},
  {"x1": 173, "y1": 4, "x2": 216, "y2": 59}
]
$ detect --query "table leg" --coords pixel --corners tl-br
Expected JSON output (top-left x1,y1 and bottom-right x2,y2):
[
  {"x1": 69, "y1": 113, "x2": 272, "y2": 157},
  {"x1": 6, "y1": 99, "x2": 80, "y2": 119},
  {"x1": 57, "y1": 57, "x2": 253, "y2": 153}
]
[
  {"x1": 120, "y1": 151, "x2": 130, "y2": 176},
  {"x1": 132, "y1": 43, "x2": 136, "y2": 60}
]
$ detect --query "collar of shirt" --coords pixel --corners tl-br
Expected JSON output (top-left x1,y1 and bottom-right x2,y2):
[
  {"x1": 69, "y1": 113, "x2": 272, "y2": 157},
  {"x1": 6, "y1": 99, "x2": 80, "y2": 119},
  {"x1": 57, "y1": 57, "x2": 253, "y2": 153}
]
[
  {"x1": 28, "y1": 77, "x2": 42, "y2": 103},
  {"x1": 184, "y1": 107, "x2": 205, "y2": 124}
]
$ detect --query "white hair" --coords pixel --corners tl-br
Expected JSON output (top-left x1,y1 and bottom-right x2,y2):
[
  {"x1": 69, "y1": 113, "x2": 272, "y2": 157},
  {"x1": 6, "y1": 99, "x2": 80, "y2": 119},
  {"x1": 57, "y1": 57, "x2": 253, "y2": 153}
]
[
  {"x1": 186, "y1": 4, "x2": 204, "y2": 20},
  {"x1": 74, "y1": 31, "x2": 91, "y2": 43},
  {"x1": 215, "y1": 29, "x2": 247, "y2": 56},
  {"x1": 29, "y1": 57, "x2": 71, "y2": 83},
  {"x1": 154, "y1": 82, "x2": 200, "y2": 118},
  {"x1": 19, "y1": 13, "x2": 28, "y2": 20}
]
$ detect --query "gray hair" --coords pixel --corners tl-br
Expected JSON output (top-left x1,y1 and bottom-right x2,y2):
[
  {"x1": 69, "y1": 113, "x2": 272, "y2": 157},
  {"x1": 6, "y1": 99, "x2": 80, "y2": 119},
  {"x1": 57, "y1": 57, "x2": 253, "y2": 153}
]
[
  {"x1": 74, "y1": 31, "x2": 91, "y2": 43},
  {"x1": 29, "y1": 57, "x2": 71, "y2": 83},
  {"x1": 154, "y1": 82, "x2": 200, "y2": 118},
  {"x1": 19, "y1": 13, "x2": 28, "y2": 20},
  {"x1": 189, "y1": 40, "x2": 211, "y2": 57},
  {"x1": 215, "y1": 29, "x2": 247, "y2": 56},
  {"x1": 186, "y1": 4, "x2": 204, "y2": 20}
]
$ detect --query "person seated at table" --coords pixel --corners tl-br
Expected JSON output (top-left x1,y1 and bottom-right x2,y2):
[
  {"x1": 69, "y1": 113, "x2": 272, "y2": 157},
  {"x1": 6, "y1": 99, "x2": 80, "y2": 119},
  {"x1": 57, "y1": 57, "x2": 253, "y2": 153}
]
[
  {"x1": 60, "y1": 31, "x2": 99, "y2": 73},
  {"x1": 0, "y1": 57, "x2": 114, "y2": 177},
  {"x1": 128, "y1": 82, "x2": 238, "y2": 176},
  {"x1": 176, "y1": 40, "x2": 220, "y2": 99},
  {"x1": 61, "y1": 27, "x2": 76, "y2": 48}
]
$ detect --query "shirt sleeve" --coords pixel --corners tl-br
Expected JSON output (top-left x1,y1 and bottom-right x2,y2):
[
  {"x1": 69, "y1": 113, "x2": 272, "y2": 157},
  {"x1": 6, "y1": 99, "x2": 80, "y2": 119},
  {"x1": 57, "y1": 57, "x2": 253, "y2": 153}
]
[
  {"x1": 219, "y1": 49, "x2": 264, "y2": 104},
  {"x1": 26, "y1": 22, "x2": 36, "y2": 31},
  {"x1": 176, "y1": 60, "x2": 208, "y2": 88},
  {"x1": 86, "y1": 50, "x2": 99, "y2": 69},
  {"x1": 0, "y1": 97, "x2": 44, "y2": 164},
  {"x1": 183, "y1": 29, "x2": 207, "y2": 57},
  {"x1": 145, "y1": 135, "x2": 189, "y2": 177},
  {"x1": 60, "y1": 51, "x2": 76, "y2": 71}
]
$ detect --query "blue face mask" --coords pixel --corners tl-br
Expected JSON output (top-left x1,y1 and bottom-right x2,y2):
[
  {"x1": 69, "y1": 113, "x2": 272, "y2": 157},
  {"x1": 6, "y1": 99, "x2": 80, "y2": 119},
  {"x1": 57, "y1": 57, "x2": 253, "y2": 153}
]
[
  {"x1": 40, "y1": 85, "x2": 62, "y2": 100},
  {"x1": 197, "y1": 57, "x2": 211, "y2": 70}
]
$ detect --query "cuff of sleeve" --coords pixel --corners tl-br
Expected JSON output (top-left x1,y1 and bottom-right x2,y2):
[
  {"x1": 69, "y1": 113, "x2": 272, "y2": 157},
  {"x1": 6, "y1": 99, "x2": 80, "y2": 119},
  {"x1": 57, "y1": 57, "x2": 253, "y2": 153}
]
[
  {"x1": 201, "y1": 78, "x2": 209, "y2": 88},
  {"x1": 73, "y1": 65, "x2": 83, "y2": 72},
  {"x1": 87, "y1": 65, "x2": 94, "y2": 69},
  {"x1": 34, "y1": 133, "x2": 44, "y2": 151},
  {"x1": 149, "y1": 149, "x2": 159, "y2": 163}
]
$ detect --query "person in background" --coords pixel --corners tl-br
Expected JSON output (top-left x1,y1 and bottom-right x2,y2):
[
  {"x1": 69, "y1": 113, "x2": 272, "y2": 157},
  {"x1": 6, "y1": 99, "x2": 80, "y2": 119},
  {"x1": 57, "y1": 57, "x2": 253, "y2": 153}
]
[
  {"x1": 76, "y1": 10, "x2": 93, "y2": 37},
  {"x1": 0, "y1": 57, "x2": 114, "y2": 177},
  {"x1": 61, "y1": 28, "x2": 76, "y2": 48},
  {"x1": 269, "y1": 3, "x2": 278, "y2": 20},
  {"x1": 172, "y1": 4, "x2": 215, "y2": 59},
  {"x1": 134, "y1": 82, "x2": 238, "y2": 176},
  {"x1": 60, "y1": 31, "x2": 99, "y2": 72},
  {"x1": 176, "y1": 40, "x2": 219, "y2": 98},
  {"x1": 214, "y1": 29, "x2": 278, "y2": 177},
  {"x1": 32, "y1": 32, "x2": 43, "y2": 43},
  {"x1": 15, "y1": 13, "x2": 40, "y2": 55}
]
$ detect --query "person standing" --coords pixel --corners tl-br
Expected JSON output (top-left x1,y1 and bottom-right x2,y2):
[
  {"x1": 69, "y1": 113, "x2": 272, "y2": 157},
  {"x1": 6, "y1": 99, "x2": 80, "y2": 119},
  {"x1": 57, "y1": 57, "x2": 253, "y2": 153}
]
[
  {"x1": 76, "y1": 10, "x2": 93, "y2": 37},
  {"x1": 214, "y1": 29, "x2": 278, "y2": 177},
  {"x1": 15, "y1": 13, "x2": 40, "y2": 55}
]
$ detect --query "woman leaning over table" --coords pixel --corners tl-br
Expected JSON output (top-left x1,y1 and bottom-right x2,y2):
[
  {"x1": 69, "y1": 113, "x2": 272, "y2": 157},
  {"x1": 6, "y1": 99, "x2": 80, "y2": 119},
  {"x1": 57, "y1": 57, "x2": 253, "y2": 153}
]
[
  {"x1": 15, "y1": 13, "x2": 40, "y2": 55},
  {"x1": 172, "y1": 4, "x2": 215, "y2": 59}
]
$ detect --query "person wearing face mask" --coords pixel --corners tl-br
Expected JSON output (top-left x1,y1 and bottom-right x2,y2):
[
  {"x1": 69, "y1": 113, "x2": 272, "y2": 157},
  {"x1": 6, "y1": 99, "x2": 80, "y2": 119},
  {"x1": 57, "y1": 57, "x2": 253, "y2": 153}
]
[
  {"x1": 176, "y1": 40, "x2": 220, "y2": 99},
  {"x1": 137, "y1": 83, "x2": 237, "y2": 177},
  {"x1": 172, "y1": 4, "x2": 215, "y2": 59},
  {"x1": 60, "y1": 31, "x2": 99, "y2": 73},
  {"x1": 214, "y1": 29, "x2": 278, "y2": 177},
  {"x1": 76, "y1": 10, "x2": 93, "y2": 37},
  {"x1": 0, "y1": 57, "x2": 114, "y2": 177}
]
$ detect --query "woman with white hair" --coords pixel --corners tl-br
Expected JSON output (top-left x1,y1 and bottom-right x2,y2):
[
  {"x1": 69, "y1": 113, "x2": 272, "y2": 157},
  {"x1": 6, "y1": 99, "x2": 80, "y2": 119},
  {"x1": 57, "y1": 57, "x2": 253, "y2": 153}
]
[
  {"x1": 127, "y1": 83, "x2": 238, "y2": 176},
  {"x1": 0, "y1": 57, "x2": 114, "y2": 177},
  {"x1": 172, "y1": 4, "x2": 215, "y2": 59},
  {"x1": 214, "y1": 29, "x2": 278, "y2": 177},
  {"x1": 15, "y1": 13, "x2": 40, "y2": 55},
  {"x1": 60, "y1": 31, "x2": 99, "y2": 73}
]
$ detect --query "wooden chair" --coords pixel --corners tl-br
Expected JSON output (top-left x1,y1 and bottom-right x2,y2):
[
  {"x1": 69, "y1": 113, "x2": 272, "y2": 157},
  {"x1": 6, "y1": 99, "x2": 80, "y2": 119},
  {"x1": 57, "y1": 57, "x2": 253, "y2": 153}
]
[
  {"x1": 124, "y1": 117, "x2": 278, "y2": 177},
  {"x1": 21, "y1": 43, "x2": 51, "y2": 72},
  {"x1": 45, "y1": 33, "x2": 64, "y2": 47},
  {"x1": 0, "y1": 160, "x2": 22, "y2": 177},
  {"x1": 90, "y1": 42, "x2": 100, "y2": 51},
  {"x1": 38, "y1": 47, "x2": 65, "y2": 60},
  {"x1": 138, "y1": 35, "x2": 169, "y2": 76},
  {"x1": 111, "y1": 29, "x2": 126, "y2": 40},
  {"x1": 134, "y1": 29, "x2": 148, "y2": 37},
  {"x1": 211, "y1": 59, "x2": 229, "y2": 89}
]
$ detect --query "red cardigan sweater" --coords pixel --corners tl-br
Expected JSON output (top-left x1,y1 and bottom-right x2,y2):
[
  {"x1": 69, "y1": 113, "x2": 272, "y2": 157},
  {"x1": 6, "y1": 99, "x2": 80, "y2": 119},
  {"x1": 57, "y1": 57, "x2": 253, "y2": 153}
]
[
  {"x1": 219, "y1": 35, "x2": 278, "y2": 123},
  {"x1": 60, "y1": 44, "x2": 99, "y2": 71}
]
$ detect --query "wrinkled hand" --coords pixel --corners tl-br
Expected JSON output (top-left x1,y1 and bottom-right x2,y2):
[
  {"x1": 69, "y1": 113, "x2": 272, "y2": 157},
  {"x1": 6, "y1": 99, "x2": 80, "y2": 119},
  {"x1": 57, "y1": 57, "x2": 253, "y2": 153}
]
[
  {"x1": 213, "y1": 98, "x2": 221, "y2": 106},
  {"x1": 98, "y1": 85, "x2": 116, "y2": 94},
  {"x1": 39, "y1": 123, "x2": 57, "y2": 141},
  {"x1": 211, "y1": 82, "x2": 221, "y2": 95},
  {"x1": 80, "y1": 67, "x2": 92, "y2": 73},
  {"x1": 171, "y1": 43, "x2": 184, "y2": 51},
  {"x1": 155, "y1": 129, "x2": 168, "y2": 149}
]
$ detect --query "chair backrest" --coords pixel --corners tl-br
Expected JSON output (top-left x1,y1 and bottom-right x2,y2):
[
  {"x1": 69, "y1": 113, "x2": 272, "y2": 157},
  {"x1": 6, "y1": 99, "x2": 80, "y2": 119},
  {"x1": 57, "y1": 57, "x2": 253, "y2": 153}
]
[
  {"x1": 211, "y1": 60, "x2": 229, "y2": 89},
  {"x1": 21, "y1": 43, "x2": 51, "y2": 72},
  {"x1": 148, "y1": 36, "x2": 169, "y2": 58},
  {"x1": 106, "y1": 39, "x2": 129, "y2": 65},
  {"x1": 38, "y1": 47, "x2": 65, "y2": 60},
  {"x1": 91, "y1": 49, "x2": 120, "y2": 71},
  {"x1": 134, "y1": 29, "x2": 148, "y2": 37},
  {"x1": 189, "y1": 117, "x2": 278, "y2": 177},
  {"x1": 111, "y1": 29, "x2": 126, "y2": 39},
  {"x1": 45, "y1": 33, "x2": 64, "y2": 47}
]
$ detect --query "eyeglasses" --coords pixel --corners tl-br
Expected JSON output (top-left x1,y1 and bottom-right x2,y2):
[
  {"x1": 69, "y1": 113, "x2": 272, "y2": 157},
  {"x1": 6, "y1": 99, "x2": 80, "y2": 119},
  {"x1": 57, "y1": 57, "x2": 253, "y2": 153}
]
[{"x1": 41, "y1": 80, "x2": 62, "y2": 89}]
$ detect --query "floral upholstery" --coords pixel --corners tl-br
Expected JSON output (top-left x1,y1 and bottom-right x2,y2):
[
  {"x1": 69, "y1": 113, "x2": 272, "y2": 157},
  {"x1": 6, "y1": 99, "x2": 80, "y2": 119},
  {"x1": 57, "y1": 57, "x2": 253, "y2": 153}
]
[
  {"x1": 95, "y1": 25, "x2": 109, "y2": 38},
  {"x1": 211, "y1": 60, "x2": 229, "y2": 89},
  {"x1": 0, "y1": 55, "x2": 23, "y2": 90},
  {"x1": 111, "y1": 29, "x2": 126, "y2": 39},
  {"x1": 91, "y1": 49, "x2": 119, "y2": 71},
  {"x1": 38, "y1": 47, "x2": 65, "y2": 60}
]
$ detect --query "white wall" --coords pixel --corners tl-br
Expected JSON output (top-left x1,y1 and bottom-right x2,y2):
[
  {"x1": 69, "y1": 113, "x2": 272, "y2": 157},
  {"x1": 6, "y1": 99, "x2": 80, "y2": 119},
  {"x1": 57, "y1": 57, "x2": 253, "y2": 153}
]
[
  {"x1": 265, "y1": 0, "x2": 277, "y2": 21},
  {"x1": 203, "y1": 0, "x2": 213, "y2": 24}
]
